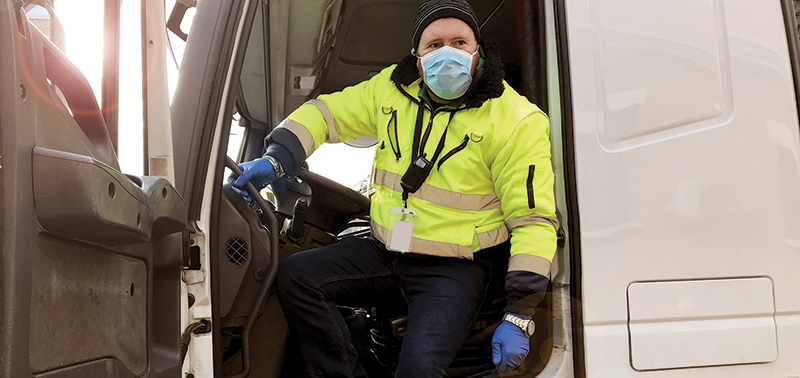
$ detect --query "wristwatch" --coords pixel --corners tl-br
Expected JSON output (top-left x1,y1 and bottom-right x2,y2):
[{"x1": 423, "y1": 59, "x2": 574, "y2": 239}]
[
  {"x1": 262, "y1": 155, "x2": 285, "y2": 178},
  {"x1": 503, "y1": 313, "x2": 535, "y2": 338}
]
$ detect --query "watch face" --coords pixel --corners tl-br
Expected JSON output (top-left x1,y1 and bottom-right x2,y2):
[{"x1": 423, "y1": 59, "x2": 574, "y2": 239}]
[{"x1": 526, "y1": 322, "x2": 535, "y2": 336}]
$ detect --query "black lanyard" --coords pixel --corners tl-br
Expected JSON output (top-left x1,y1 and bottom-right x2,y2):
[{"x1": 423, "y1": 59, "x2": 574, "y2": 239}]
[{"x1": 400, "y1": 102, "x2": 455, "y2": 207}]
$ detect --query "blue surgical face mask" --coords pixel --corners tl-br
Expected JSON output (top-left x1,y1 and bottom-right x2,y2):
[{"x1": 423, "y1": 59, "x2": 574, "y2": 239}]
[{"x1": 418, "y1": 45, "x2": 479, "y2": 100}]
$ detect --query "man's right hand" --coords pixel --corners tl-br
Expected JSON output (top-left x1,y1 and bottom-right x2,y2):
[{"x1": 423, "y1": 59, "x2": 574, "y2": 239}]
[{"x1": 227, "y1": 158, "x2": 278, "y2": 203}]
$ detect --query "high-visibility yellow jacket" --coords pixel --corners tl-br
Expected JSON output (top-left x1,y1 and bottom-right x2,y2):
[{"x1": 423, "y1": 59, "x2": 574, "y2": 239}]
[{"x1": 266, "y1": 42, "x2": 558, "y2": 314}]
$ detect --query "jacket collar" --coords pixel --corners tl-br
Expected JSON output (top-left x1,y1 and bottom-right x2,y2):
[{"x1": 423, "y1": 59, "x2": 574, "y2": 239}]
[{"x1": 390, "y1": 36, "x2": 505, "y2": 110}]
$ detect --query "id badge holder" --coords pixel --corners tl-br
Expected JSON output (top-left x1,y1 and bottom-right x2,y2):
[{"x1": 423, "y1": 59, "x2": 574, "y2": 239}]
[{"x1": 387, "y1": 207, "x2": 418, "y2": 253}]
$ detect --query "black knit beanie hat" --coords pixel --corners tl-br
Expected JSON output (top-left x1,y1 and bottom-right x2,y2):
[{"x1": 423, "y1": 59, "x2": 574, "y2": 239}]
[{"x1": 411, "y1": 0, "x2": 481, "y2": 53}]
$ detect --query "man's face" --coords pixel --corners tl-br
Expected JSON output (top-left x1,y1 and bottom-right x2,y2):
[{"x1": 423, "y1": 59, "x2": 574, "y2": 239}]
[{"x1": 416, "y1": 17, "x2": 479, "y2": 76}]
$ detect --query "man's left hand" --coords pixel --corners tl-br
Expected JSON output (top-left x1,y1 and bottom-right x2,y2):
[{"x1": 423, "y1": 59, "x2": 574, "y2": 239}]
[{"x1": 491, "y1": 316, "x2": 532, "y2": 374}]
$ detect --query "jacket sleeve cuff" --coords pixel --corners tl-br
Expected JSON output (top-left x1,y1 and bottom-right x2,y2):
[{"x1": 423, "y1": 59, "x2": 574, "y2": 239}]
[
  {"x1": 264, "y1": 130, "x2": 303, "y2": 178},
  {"x1": 504, "y1": 271, "x2": 550, "y2": 316},
  {"x1": 265, "y1": 127, "x2": 307, "y2": 164}
]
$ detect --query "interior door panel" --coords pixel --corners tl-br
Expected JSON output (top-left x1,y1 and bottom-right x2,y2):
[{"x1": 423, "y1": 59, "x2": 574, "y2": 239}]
[
  {"x1": 215, "y1": 188, "x2": 273, "y2": 322},
  {"x1": 1, "y1": 4, "x2": 187, "y2": 378}
]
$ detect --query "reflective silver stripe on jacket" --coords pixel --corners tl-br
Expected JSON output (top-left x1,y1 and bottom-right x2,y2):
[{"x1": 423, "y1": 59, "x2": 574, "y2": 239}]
[
  {"x1": 477, "y1": 224, "x2": 509, "y2": 250},
  {"x1": 508, "y1": 253, "x2": 552, "y2": 276},
  {"x1": 505, "y1": 213, "x2": 559, "y2": 231},
  {"x1": 372, "y1": 167, "x2": 501, "y2": 212},
  {"x1": 276, "y1": 119, "x2": 315, "y2": 157},
  {"x1": 308, "y1": 99, "x2": 340, "y2": 143},
  {"x1": 371, "y1": 220, "x2": 509, "y2": 258},
  {"x1": 371, "y1": 219, "x2": 474, "y2": 258}
]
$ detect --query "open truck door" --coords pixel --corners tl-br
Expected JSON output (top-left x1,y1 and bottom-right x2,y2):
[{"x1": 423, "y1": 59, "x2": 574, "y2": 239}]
[
  {"x1": 169, "y1": 0, "x2": 285, "y2": 376},
  {"x1": 559, "y1": 0, "x2": 800, "y2": 376},
  {"x1": 0, "y1": 1, "x2": 187, "y2": 377}
]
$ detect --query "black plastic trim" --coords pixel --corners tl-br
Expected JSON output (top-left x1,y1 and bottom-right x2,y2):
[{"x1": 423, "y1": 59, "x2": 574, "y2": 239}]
[
  {"x1": 554, "y1": 0, "x2": 585, "y2": 377},
  {"x1": 224, "y1": 157, "x2": 280, "y2": 378},
  {"x1": 192, "y1": 0, "x2": 246, "y2": 219},
  {"x1": 205, "y1": 1, "x2": 260, "y2": 376},
  {"x1": 781, "y1": 0, "x2": 800, "y2": 131},
  {"x1": 516, "y1": 0, "x2": 549, "y2": 110},
  {"x1": 170, "y1": 0, "x2": 247, "y2": 218},
  {"x1": 536, "y1": 0, "x2": 549, "y2": 111}
]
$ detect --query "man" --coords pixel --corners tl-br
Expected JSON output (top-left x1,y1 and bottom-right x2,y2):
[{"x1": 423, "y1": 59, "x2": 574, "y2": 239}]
[{"x1": 231, "y1": 0, "x2": 558, "y2": 376}]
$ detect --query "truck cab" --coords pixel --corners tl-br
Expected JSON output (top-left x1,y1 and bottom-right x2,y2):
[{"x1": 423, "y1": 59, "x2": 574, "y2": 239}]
[{"x1": 2, "y1": 0, "x2": 800, "y2": 377}]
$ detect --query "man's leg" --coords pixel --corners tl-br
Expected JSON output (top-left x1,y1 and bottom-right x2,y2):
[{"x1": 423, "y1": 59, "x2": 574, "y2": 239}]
[
  {"x1": 276, "y1": 237, "x2": 398, "y2": 378},
  {"x1": 391, "y1": 253, "x2": 495, "y2": 378}
]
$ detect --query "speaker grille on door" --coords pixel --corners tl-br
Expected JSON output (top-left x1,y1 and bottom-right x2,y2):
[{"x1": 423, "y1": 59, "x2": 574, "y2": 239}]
[{"x1": 225, "y1": 238, "x2": 248, "y2": 266}]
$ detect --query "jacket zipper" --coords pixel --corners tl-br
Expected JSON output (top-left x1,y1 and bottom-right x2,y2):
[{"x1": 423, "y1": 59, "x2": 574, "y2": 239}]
[
  {"x1": 527, "y1": 164, "x2": 535, "y2": 209},
  {"x1": 387, "y1": 110, "x2": 401, "y2": 161},
  {"x1": 419, "y1": 108, "x2": 438, "y2": 158},
  {"x1": 437, "y1": 134, "x2": 470, "y2": 170}
]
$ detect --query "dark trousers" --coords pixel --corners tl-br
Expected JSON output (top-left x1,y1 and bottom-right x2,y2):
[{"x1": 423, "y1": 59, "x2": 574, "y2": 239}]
[{"x1": 276, "y1": 236, "x2": 507, "y2": 378}]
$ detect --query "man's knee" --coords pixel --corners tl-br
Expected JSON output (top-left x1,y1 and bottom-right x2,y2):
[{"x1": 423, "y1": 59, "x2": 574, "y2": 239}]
[{"x1": 276, "y1": 251, "x2": 315, "y2": 297}]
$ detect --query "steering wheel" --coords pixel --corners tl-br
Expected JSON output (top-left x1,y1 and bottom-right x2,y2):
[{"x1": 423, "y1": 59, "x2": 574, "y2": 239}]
[
  {"x1": 225, "y1": 156, "x2": 275, "y2": 213},
  {"x1": 225, "y1": 156, "x2": 370, "y2": 234}
]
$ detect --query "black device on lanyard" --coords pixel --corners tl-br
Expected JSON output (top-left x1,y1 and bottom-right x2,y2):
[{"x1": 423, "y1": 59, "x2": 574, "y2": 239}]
[
  {"x1": 400, "y1": 103, "x2": 454, "y2": 206},
  {"x1": 400, "y1": 155, "x2": 434, "y2": 195}
]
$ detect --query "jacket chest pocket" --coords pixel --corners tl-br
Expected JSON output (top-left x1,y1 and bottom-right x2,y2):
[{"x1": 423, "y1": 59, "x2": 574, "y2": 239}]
[
  {"x1": 379, "y1": 103, "x2": 402, "y2": 164},
  {"x1": 437, "y1": 129, "x2": 489, "y2": 171}
]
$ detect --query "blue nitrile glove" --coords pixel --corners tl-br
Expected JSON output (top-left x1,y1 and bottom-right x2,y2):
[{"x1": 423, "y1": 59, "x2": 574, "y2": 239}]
[
  {"x1": 491, "y1": 314, "x2": 532, "y2": 375},
  {"x1": 227, "y1": 157, "x2": 278, "y2": 203}
]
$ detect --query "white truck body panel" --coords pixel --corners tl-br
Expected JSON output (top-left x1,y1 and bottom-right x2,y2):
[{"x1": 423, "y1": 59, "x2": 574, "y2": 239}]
[{"x1": 565, "y1": 0, "x2": 800, "y2": 375}]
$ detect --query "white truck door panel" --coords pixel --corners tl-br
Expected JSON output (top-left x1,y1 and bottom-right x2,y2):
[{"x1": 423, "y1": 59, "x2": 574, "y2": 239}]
[{"x1": 564, "y1": 0, "x2": 800, "y2": 376}]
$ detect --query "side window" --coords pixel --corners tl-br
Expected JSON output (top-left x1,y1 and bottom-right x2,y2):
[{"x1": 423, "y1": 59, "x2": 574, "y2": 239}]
[
  {"x1": 47, "y1": 0, "x2": 104, "y2": 101},
  {"x1": 307, "y1": 143, "x2": 374, "y2": 191},
  {"x1": 25, "y1": 0, "x2": 148, "y2": 175},
  {"x1": 227, "y1": 112, "x2": 247, "y2": 161},
  {"x1": 24, "y1": 4, "x2": 61, "y2": 44},
  {"x1": 25, "y1": 0, "x2": 195, "y2": 176}
]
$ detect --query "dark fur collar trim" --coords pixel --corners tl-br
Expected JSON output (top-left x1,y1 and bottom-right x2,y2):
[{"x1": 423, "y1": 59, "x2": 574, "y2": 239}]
[{"x1": 390, "y1": 37, "x2": 505, "y2": 109}]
